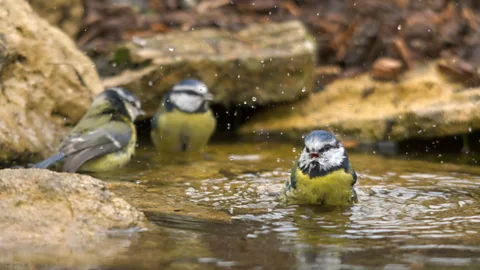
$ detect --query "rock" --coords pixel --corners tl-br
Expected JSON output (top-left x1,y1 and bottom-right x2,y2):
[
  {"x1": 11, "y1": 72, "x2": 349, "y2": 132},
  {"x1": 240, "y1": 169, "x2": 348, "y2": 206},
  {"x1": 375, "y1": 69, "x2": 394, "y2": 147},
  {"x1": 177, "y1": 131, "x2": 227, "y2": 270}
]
[
  {"x1": 437, "y1": 57, "x2": 480, "y2": 87},
  {"x1": 103, "y1": 20, "x2": 316, "y2": 116},
  {"x1": 29, "y1": 0, "x2": 84, "y2": 37},
  {"x1": 371, "y1": 57, "x2": 404, "y2": 81},
  {"x1": 239, "y1": 61, "x2": 480, "y2": 142},
  {"x1": 235, "y1": 0, "x2": 277, "y2": 13},
  {"x1": 108, "y1": 181, "x2": 232, "y2": 222},
  {"x1": 0, "y1": 0, "x2": 103, "y2": 164},
  {"x1": 0, "y1": 168, "x2": 146, "y2": 251}
]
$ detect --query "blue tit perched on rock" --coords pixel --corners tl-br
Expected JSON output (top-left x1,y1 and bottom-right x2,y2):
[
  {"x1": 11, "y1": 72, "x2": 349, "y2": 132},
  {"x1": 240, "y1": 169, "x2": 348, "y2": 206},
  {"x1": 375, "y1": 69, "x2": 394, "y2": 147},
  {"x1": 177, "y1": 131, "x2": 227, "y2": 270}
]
[
  {"x1": 150, "y1": 79, "x2": 216, "y2": 153},
  {"x1": 32, "y1": 87, "x2": 144, "y2": 173},
  {"x1": 281, "y1": 130, "x2": 358, "y2": 206}
]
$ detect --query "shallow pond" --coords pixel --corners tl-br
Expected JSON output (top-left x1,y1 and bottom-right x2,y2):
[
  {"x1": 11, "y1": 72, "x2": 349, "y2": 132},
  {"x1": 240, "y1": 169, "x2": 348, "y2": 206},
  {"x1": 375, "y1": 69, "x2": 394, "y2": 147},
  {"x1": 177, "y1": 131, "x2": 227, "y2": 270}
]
[{"x1": 6, "y1": 141, "x2": 480, "y2": 269}]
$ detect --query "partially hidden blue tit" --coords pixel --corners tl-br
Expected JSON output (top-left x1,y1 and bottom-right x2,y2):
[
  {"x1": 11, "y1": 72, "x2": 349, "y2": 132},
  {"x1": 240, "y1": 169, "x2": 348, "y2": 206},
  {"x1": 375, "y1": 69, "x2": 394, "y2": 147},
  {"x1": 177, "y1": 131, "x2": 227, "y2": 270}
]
[
  {"x1": 32, "y1": 87, "x2": 144, "y2": 173},
  {"x1": 280, "y1": 130, "x2": 358, "y2": 206},
  {"x1": 150, "y1": 79, "x2": 216, "y2": 153}
]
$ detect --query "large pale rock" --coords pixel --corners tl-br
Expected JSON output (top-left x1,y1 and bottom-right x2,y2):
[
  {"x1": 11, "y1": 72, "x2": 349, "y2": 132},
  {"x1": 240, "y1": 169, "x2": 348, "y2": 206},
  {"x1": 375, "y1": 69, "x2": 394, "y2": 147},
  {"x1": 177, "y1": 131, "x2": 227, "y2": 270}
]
[
  {"x1": 0, "y1": 0, "x2": 103, "y2": 164},
  {"x1": 240, "y1": 62, "x2": 480, "y2": 142},
  {"x1": 0, "y1": 168, "x2": 146, "y2": 250},
  {"x1": 103, "y1": 21, "x2": 316, "y2": 116},
  {"x1": 29, "y1": 0, "x2": 84, "y2": 37}
]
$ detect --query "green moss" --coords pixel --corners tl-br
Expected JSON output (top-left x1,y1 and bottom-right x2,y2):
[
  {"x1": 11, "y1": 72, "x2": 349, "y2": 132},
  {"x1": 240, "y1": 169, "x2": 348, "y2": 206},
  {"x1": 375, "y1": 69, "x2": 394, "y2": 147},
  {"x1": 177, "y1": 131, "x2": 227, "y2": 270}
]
[{"x1": 112, "y1": 47, "x2": 132, "y2": 66}]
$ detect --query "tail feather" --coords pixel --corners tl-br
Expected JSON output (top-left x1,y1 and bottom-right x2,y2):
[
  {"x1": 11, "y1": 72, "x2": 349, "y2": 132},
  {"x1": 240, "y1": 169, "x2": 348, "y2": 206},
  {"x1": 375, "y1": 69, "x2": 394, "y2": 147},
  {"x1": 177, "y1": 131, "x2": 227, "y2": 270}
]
[{"x1": 32, "y1": 153, "x2": 65, "y2": 169}]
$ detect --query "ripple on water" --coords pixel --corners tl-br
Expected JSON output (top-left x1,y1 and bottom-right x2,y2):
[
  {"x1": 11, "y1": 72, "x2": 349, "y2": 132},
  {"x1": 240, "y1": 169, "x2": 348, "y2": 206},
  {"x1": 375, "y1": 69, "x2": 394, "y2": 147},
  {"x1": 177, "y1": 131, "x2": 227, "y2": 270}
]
[{"x1": 183, "y1": 167, "x2": 480, "y2": 252}]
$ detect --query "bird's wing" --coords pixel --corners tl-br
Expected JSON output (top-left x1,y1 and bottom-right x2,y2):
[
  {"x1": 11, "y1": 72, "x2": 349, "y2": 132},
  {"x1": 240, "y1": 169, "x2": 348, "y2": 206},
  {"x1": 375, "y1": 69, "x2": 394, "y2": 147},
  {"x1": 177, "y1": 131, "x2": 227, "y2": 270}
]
[
  {"x1": 287, "y1": 165, "x2": 297, "y2": 190},
  {"x1": 342, "y1": 157, "x2": 357, "y2": 186},
  {"x1": 59, "y1": 121, "x2": 132, "y2": 172}
]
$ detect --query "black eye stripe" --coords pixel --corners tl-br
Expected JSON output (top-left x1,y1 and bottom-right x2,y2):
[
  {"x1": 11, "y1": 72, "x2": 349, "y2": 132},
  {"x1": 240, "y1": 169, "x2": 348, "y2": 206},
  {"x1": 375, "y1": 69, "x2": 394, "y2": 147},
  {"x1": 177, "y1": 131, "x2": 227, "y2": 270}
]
[{"x1": 173, "y1": 90, "x2": 203, "y2": 96}]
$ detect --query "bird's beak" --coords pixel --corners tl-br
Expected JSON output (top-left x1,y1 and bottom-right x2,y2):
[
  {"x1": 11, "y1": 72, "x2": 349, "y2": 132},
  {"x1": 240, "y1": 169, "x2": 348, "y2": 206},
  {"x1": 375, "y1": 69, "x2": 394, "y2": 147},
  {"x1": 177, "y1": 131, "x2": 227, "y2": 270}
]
[
  {"x1": 203, "y1": 92, "x2": 214, "y2": 101},
  {"x1": 309, "y1": 152, "x2": 319, "y2": 159}
]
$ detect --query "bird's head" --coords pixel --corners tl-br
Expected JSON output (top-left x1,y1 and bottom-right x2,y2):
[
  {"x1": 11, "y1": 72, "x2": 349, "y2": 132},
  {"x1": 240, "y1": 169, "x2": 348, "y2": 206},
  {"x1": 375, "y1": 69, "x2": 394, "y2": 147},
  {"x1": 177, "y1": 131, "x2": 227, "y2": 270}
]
[
  {"x1": 298, "y1": 130, "x2": 346, "y2": 177},
  {"x1": 102, "y1": 87, "x2": 145, "y2": 120},
  {"x1": 167, "y1": 79, "x2": 213, "y2": 113}
]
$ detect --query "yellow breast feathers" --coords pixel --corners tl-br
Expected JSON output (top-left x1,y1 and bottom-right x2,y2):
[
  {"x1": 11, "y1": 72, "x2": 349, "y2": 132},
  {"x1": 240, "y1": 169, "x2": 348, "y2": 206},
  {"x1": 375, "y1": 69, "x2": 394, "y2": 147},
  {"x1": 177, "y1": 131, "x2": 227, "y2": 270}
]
[{"x1": 281, "y1": 167, "x2": 355, "y2": 206}]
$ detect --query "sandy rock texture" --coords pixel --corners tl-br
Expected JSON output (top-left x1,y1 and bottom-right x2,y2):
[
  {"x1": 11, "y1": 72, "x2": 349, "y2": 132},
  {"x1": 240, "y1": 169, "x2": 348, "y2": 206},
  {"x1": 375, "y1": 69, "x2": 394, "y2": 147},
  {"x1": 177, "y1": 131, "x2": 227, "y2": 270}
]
[
  {"x1": 0, "y1": 0, "x2": 103, "y2": 164},
  {"x1": 0, "y1": 168, "x2": 146, "y2": 250},
  {"x1": 103, "y1": 20, "x2": 316, "y2": 116},
  {"x1": 29, "y1": 0, "x2": 84, "y2": 37},
  {"x1": 240, "y1": 61, "x2": 480, "y2": 142}
]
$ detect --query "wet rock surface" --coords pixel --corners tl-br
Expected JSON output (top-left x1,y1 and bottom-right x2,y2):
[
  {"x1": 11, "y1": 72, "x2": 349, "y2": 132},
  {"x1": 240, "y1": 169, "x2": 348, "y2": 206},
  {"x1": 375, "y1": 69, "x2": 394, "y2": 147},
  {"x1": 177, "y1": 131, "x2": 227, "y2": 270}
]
[
  {"x1": 103, "y1": 20, "x2": 316, "y2": 116},
  {"x1": 0, "y1": 168, "x2": 146, "y2": 250},
  {"x1": 240, "y1": 61, "x2": 480, "y2": 142},
  {"x1": 0, "y1": 0, "x2": 103, "y2": 164}
]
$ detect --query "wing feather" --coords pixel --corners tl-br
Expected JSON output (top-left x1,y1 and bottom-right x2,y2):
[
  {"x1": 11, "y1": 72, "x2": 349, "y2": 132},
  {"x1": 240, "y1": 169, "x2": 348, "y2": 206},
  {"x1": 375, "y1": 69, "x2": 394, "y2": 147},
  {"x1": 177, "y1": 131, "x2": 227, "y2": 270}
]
[{"x1": 58, "y1": 121, "x2": 132, "y2": 172}]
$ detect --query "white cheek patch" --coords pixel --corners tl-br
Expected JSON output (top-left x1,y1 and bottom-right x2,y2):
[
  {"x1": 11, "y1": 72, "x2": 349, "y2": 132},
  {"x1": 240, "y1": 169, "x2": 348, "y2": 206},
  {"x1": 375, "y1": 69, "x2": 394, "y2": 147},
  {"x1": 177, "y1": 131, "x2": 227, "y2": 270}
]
[
  {"x1": 317, "y1": 147, "x2": 345, "y2": 170},
  {"x1": 298, "y1": 150, "x2": 310, "y2": 170},
  {"x1": 170, "y1": 93, "x2": 203, "y2": 112},
  {"x1": 298, "y1": 147, "x2": 345, "y2": 172},
  {"x1": 124, "y1": 103, "x2": 141, "y2": 120}
]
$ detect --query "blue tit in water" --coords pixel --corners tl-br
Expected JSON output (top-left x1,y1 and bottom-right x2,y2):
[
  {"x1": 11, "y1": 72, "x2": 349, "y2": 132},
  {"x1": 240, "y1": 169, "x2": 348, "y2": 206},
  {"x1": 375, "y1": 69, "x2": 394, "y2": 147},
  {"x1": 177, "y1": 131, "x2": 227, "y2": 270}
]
[
  {"x1": 150, "y1": 79, "x2": 216, "y2": 153},
  {"x1": 281, "y1": 130, "x2": 358, "y2": 206},
  {"x1": 32, "y1": 87, "x2": 144, "y2": 173}
]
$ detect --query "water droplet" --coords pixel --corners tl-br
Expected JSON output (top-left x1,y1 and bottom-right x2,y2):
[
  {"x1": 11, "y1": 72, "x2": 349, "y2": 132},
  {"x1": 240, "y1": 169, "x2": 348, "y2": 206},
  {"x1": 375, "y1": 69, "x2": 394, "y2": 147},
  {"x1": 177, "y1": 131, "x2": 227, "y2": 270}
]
[
  {"x1": 397, "y1": 25, "x2": 402, "y2": 30},
  {"x1": 168, "y1": 47, "x2": 174, "y2": 51},
  {"x1": 148, "y1": 80, "x2": 153, "y2": 86},
  {"x1": 292, "y1": 147, "x2": 296, "y2": 152},
  {"x1": 252, "y1": 97, "x2": 257, "y2": 102},
  {"x1": 238, "y1": 75, "x2": 241, "y2": 78},
  {"x1": 301, "y1": 87, "x2": 306, "y2": 92},
  {"x1": 468, "y1": 127, "x2": 472, "y2": 132},
  {"x1": 276, "y1": 158, "x2": 281, "y2": 162}
]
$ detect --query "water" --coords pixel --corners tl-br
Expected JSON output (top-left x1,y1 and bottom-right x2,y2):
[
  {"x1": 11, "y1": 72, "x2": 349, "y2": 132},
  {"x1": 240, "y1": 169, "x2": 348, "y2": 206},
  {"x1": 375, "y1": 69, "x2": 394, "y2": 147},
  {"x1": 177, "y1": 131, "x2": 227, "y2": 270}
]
[{"x1": 5, "y1": 142, "x2": 480, "y2": 269}]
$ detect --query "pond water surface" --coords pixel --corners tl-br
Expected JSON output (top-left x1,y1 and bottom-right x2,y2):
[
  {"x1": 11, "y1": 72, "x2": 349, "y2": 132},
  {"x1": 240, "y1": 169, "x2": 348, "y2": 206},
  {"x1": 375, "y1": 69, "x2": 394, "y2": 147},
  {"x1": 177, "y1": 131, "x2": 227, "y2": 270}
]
[{"x1": 7, "y1": 141, "x2": 480, "y2": 269}]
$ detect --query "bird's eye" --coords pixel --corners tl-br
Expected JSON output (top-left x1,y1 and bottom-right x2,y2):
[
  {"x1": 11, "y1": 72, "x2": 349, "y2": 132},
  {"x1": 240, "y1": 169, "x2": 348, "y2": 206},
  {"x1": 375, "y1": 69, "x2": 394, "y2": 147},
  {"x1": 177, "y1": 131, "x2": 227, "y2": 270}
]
[
  {"x1": 305, "y1": 148, "x2": 310, "y2": 153},
  {"x1": 323, "y1": 145, "x2": 331, "y2": 151}
]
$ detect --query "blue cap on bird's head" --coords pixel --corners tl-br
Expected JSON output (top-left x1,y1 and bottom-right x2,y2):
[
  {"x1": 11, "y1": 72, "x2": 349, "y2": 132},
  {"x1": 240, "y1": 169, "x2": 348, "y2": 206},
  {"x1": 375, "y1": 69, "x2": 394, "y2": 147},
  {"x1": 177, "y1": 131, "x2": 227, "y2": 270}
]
[
  {"x1": 305, "y1": 130, "x2": 337, "y2": 144},
  {"x1": 177, "y1": 79, "x2": 204, "y2": 87},
  {"x1": 172, "y1": 78, "x2": 213, "y2": 101}
]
